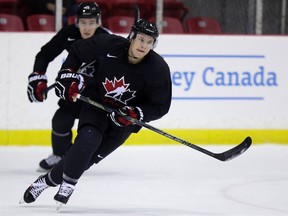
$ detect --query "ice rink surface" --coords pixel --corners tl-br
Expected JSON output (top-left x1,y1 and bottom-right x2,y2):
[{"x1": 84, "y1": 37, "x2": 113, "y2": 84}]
[{"x1": 0, "y1": 143, "x2": 287, "y2": 216}]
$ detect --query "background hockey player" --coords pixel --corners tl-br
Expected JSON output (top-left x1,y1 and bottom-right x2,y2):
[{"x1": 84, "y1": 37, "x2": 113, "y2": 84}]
[
  {"x1": 21, "y1": 19, "x2": 172, "y2": 208},
  {"x1": 26, "y1": 2, "x2": 111, "y2": 171}
]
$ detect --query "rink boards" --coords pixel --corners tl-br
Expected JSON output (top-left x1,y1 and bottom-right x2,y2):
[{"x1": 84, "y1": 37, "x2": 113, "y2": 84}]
[{"x1": 0, "y1": 33, "x2": 287, "y2": 145}]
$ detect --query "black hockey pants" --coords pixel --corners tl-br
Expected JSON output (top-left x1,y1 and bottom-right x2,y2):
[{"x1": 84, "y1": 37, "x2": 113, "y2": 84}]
[
  {"x1": 48, "y1": 124, "x2": 132, "y2": 184},
  {"x1": 51, "y1": 99, "x2": 82, "y2": 156}
]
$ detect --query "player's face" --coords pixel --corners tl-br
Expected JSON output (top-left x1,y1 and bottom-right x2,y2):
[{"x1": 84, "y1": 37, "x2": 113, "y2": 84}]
[
  {"x1": 78, "y1": 18, "x2": 99, "y2": 39},
  {"x1": 129, "y1": 33, "x2": 155, "y2": 61}
]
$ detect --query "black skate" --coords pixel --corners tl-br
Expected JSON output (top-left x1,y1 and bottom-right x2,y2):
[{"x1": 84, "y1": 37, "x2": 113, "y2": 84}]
[
  {"x1": 54, "y1": 181, "x2": 75, "y2": 210},
  {"x1": 19, "y1": 175, "x2": 49, "y2": 204},
  {"x1": 38, "y1": 154, "x2": 62, "y2": 172}
]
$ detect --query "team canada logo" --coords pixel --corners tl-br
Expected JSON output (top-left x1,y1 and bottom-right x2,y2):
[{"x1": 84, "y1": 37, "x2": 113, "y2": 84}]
[{"x1": 102, "y1": 76, "x2": 136, "y2": 105}]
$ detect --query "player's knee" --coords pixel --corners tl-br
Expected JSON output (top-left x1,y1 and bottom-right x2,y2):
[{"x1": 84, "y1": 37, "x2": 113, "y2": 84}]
[
  {"x1": 76, "y1": 125, "x2": 102, "y2": 150},
  {"x1": 52, "y1": 111, "x2": 75, "y2": 132}
]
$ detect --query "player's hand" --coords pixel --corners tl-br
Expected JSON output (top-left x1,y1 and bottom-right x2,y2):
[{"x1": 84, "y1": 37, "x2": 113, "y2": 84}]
[
  {"x1": 109, "y1": 106, "x2": 143, "y2": 127},
  {"x1": 27, "y1": 72, "x2": 48, "y2": 102},
  {"x1": 55, "y1": 69, "x2": 84, "y2": 102}
]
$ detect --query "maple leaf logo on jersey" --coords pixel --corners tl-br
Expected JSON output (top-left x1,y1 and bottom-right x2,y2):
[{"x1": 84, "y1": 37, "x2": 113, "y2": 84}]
[{"x1": 102, "y1": 77, "x2": 136, "y2": 104}]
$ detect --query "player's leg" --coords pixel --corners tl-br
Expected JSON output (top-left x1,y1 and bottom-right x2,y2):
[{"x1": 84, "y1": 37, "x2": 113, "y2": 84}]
[
  {"x1": 53, "y1": 125, "x2": 103, "y2": 204},
  {"x1": 38, "y1": 100, "x2": 82, "y2": 171},
  {"x1": 21, "y1": 123, "x2": 103, "y2": 205},
  {"x1": 52, "y1": 102, "x2": 110, "y2": 205},
  {"x1": 86, "y1": 129, "x2": 132, "y2": 169},
  {"x1": 53, "y1": 126, "x2": 132, "y2": 206}
]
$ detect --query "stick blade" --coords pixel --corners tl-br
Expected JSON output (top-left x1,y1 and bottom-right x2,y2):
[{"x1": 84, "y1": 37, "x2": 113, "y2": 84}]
[{"x1": 215, "y1": 136, "x2": 252, "y2": 162}]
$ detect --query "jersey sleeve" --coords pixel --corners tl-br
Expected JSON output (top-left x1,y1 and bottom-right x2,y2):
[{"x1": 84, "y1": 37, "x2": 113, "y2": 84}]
[
  {"x1": 33, "y1": 27, "x2": 71, "y2": 73},
  {"x1": 140, "y1": 59, "x2": 172, "y2": 122}
]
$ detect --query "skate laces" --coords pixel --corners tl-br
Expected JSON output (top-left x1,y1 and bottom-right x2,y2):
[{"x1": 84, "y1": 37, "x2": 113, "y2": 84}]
[
  {"x1": 30, "y1": 177, "x2": 49, "y2": 199},
  {"x1": 45, "y1": 154, "x2": 62, "y2": 166},
  {"x1": 58, "y1": 182, "x2": 75, "y2": 197}
]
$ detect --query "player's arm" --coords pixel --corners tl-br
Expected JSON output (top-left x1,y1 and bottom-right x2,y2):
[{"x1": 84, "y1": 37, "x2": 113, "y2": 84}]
[
  {"x1": 139, "y1": 64, "x2": 172, "y2": 122},
  {"x1": 27, "y1": 28, "x2": 69, "y2": 102},
  {"x1": 33, "y1": 27, "x2": 68, "y2": 72},
  {"x1": 55, "y1": 34, "x2": 124, "y2": 102},
  {"x1": 54, "y1": 39, "x2": 91, "y2": 102},
  {"x1": 110, "y1": 64, "x2": 172, "y2": 127}
]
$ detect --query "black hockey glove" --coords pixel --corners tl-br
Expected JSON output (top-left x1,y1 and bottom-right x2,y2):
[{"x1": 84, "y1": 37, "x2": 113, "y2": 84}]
[
  {"x1": 27, "y1": 72, "x2": 48, "y2": 102},
  {"x1": 109, "y1": 106, "x2": 144, "y2": 127},
  {"x1": 55, "y1": 69, "x2": 84, "y2": 102}
]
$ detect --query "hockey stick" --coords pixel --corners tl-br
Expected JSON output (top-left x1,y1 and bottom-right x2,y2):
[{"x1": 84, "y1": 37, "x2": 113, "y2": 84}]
[
  {"x1": 42, "y1": 83, "x2": 56, "y2": 96},
  {"x1": 73, "y1": 93, "x2": 252, "y2": 162},
  {"x1": 134, "y1": 4, "x2": 140, "y2": 23}
]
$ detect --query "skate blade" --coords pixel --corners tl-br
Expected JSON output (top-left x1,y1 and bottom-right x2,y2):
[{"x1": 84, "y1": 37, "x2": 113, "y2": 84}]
[
  {"x1": 19, "y1": 198, "x2": 25, "y2": 204},
  {"x1": 56, "y1": 201, "x2": 64, "y2": 211}
]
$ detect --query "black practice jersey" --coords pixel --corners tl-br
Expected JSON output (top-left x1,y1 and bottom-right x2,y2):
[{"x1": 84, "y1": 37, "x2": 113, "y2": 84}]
[
  {"x1": 62, "y1": 33, "x2": 172, "y2": 123},
  {"x1": 33, "y1": 24, "x2": 110, "y2": 73}
]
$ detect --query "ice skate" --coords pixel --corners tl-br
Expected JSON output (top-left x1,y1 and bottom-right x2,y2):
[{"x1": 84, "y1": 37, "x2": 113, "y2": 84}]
[
  {"x1": 54, "y1": 181, "x2": 75, "y2": 210},
  {"x1": 19, "y1": 175, "x2": 49, "y2": 204},
  {"x1": 37, "y1": 154, "x2": 62, "y2": 172}
]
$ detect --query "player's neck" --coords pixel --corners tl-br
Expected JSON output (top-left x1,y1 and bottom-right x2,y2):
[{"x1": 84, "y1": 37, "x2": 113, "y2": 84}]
[{"x1": 128, "y1": 53, "x2": 143, "y2": 64}]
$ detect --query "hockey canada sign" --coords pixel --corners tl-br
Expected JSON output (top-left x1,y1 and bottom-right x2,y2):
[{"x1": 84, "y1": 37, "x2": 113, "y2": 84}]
[
  {"x1": 201, "y1": 66, "x2": 277, "y2": 87},
  {"x1": 171, "y1": 65, "x2": 277, "y2": 92}
]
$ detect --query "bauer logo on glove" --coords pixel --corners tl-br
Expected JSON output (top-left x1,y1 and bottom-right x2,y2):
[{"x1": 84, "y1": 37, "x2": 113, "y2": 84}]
[{"x1": 60, "y1": 73, "x2": 82, "y2": 79}]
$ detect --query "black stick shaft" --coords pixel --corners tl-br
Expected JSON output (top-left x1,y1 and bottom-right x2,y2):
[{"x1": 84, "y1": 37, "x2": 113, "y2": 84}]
[
  {"x1": 134, "y1": 4, "x2": 140, "y2": 23},
  {"x1": 74, "y1": 93, "x2": 252, "y2": 162}
]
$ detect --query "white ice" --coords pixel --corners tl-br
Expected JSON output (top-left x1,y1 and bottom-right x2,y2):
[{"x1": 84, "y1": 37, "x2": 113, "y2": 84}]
[{"x1": 0, "y1": 143, "x2": 287, "y2": 216}]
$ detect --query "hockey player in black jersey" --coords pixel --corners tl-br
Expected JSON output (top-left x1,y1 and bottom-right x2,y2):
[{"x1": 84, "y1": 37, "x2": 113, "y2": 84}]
[
  {"x1": 26, "y1": 2, "x2": 111, "y2": 171},
  {"x1": 21, "y1": 19, "x2": 172, "y2": 208}
]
